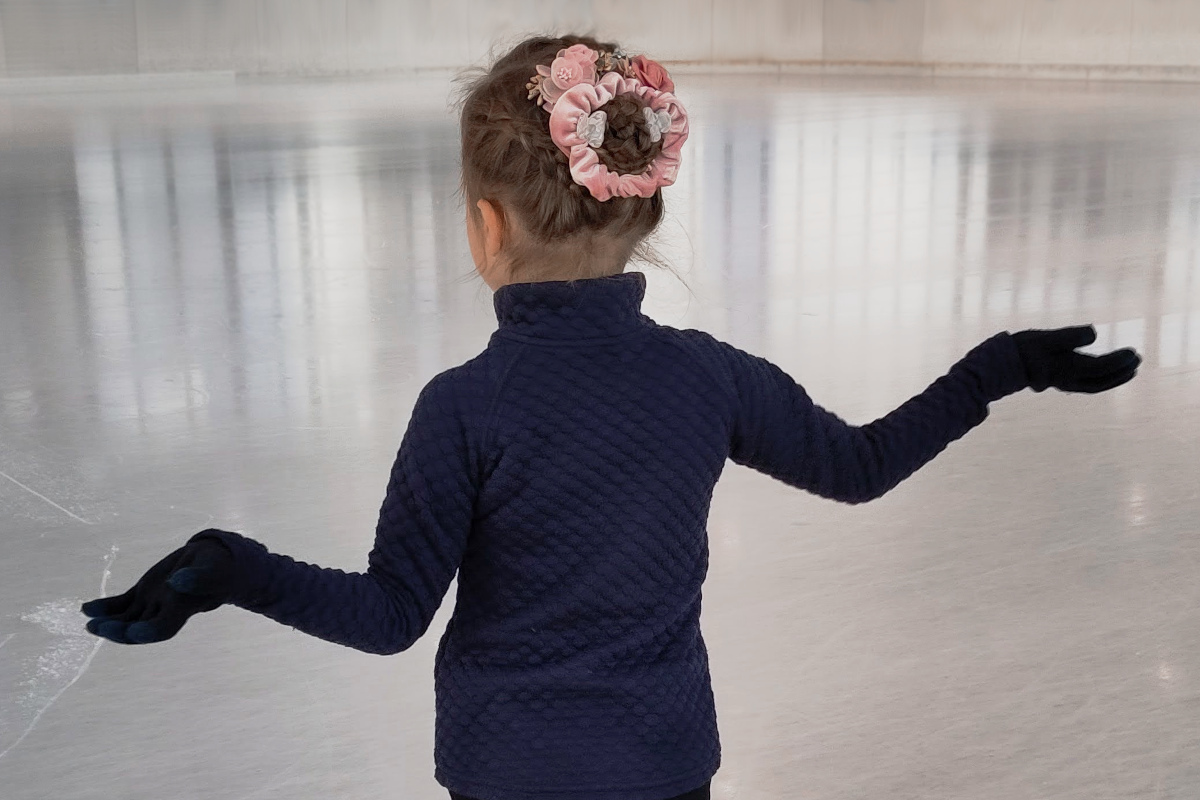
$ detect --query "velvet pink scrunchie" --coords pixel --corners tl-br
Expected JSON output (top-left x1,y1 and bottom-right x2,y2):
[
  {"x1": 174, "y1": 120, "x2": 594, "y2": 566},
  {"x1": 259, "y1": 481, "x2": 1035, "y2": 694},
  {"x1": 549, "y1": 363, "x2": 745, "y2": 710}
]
[{"x1": 547, "y1": 71, "x2": 689, "y2": 202}]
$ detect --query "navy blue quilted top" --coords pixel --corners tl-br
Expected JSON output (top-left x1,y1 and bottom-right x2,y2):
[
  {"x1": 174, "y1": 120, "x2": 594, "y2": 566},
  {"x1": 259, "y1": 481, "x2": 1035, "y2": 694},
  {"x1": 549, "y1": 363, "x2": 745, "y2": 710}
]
[{"x1": 202, "y1": 272, "x2": 1028, "y2": 800}]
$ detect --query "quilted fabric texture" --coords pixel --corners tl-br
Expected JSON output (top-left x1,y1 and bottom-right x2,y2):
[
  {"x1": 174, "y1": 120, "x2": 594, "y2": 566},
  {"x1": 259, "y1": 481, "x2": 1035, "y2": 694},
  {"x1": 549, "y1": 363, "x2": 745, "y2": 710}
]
[{"x1": 199, "y1": 272, "x2": 1028, "y2": 800}]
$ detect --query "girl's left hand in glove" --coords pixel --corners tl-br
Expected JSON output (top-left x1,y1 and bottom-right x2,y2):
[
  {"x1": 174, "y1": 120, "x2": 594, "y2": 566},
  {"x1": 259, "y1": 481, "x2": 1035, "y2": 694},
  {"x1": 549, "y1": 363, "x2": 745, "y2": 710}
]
[{"x1": 81, "y1": 534, "x2": 236, "y2": 644}]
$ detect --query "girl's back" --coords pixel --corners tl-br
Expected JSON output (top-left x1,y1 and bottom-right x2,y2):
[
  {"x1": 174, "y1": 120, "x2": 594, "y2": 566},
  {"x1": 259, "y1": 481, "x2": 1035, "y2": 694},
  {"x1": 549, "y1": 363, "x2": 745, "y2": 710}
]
[{"x1": 438, "y1": 274, "x2": 725, "y2": 795}]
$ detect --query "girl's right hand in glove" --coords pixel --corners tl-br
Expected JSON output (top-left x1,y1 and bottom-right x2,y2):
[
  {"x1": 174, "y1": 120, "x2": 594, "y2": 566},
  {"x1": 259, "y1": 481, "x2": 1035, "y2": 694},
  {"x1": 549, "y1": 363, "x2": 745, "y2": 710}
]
[
  {"x1": 81, "y1": 534, "x2": 236, "y2": 644},
  {"x1": 1012, "y1": 326, "x2": 1141, "y2": 393}
]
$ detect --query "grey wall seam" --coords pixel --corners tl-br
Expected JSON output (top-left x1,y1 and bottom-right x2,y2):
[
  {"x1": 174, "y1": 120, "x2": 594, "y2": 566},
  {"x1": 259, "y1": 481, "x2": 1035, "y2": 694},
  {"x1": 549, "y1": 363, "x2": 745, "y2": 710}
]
[
  {"x1": 1017, "y1": 0, "x2": 1028, "y2": 64},
  {"x1": 132, "y1": 0, "x2": 142, "y2": 74},
  {"x1": 1126, "y1": 0, "x2": 1135, "y2": 65}
]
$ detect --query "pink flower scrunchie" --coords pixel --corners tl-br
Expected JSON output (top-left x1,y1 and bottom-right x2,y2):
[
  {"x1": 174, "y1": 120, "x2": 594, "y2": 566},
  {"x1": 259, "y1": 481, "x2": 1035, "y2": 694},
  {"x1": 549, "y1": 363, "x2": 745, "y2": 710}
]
[{"x1": 547, "y1": 71, "x2": 689, "y2": 202}]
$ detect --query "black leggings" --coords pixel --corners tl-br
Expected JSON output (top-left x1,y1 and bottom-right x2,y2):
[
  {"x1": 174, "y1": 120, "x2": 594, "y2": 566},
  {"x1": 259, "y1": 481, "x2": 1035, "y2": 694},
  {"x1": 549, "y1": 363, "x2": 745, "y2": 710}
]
[{"x1": 450, "y1": 781, "x2": 711, "y2": 800}]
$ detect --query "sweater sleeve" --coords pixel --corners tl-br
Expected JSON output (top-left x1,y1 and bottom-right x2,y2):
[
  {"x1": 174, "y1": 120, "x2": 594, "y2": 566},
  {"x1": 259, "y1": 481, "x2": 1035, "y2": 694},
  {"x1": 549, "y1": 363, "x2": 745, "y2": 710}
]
[
  {"x1": 193, "y1": 372, "x2": 481, "y2": 655},
  {"x1": 722, "y1": 333, "x2": 1029, "y2": 504}
]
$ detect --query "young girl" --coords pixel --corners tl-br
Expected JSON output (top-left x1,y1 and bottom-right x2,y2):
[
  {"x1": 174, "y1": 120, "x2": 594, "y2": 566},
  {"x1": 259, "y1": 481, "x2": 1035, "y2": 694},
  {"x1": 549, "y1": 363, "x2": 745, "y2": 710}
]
[{"x1": 82, "y1": 35, "x2": 1140, "y2": 800}]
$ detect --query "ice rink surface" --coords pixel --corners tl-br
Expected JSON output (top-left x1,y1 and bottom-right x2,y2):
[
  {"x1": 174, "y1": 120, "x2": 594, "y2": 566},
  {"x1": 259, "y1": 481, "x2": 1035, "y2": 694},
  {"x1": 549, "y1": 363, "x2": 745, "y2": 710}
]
[{"x1": 1, "y1": 71, "x2": 1199, "y2": 799}]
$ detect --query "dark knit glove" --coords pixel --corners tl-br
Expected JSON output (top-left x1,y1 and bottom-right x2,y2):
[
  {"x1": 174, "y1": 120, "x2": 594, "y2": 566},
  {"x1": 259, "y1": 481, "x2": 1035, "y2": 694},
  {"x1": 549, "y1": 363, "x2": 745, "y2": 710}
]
[
  {"x1": 82, "y1": 532, "x2": 237, "y2": 644},
  {"x1": 1012, "y1": 326, "x2": 1140, "y2": 393}
]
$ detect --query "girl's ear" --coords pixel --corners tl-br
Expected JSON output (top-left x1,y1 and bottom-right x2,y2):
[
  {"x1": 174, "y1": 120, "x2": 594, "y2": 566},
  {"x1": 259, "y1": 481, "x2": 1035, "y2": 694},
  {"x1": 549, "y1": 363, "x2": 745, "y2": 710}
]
[
  {"x1": 477, "y1": 199, "x2": 506, "y2": 265},
  {"x1": 470, "y1": 198, "x2": 512, "y2": 290}
]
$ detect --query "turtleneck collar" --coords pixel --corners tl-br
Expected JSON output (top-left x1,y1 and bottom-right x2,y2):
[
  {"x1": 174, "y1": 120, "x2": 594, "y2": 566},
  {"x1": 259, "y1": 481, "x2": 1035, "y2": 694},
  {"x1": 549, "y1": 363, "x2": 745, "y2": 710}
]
[{"x1": 492, "y1": 272, "x2": 651, "y2": 342}]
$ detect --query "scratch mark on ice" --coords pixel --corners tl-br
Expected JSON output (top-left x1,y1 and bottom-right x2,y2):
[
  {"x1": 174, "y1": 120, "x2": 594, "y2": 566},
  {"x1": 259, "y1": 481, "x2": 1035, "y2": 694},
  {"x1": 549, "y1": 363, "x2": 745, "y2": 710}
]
[
  {"x1": 0, "y1": 546, "x2": 117, "y2": 762},
  {"x1": 0, "y1": 470, "x2": 92, "y2": 525}
]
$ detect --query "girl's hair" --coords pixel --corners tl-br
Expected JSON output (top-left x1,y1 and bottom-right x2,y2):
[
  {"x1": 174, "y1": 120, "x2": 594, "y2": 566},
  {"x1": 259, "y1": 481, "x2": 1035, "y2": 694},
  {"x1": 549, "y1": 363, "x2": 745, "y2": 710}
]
[{"x1": 459, "y1": 35, "x2": 666, "y2": 280}]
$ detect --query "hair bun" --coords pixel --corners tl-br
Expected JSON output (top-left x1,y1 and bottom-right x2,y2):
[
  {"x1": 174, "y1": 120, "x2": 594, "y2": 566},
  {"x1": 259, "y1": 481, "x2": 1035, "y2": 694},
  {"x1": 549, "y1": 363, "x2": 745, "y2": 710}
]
[
  {"x1": 595, "y1": 94, "x2": 663, "y2": 176},
  {"x1": 460, "y1": 35, "x2": 666, "y2": 269}
]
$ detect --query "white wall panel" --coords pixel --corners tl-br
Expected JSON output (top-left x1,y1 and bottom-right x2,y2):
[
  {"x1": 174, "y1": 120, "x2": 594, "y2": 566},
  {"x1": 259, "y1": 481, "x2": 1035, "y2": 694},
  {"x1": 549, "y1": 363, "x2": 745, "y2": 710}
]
[
  {"x1": 465, "y1": 0, "x2": 594, "y2": 66},
  {"x1": 345, "y1": 0, "x2": 471, "y2": 72},
  {"x1": 135, "y1": 0, "x2": 259, "y2": 73},
  {"x1": 1131, "y1": 0, "x2": 1200, "y2": 67},
  {"x1": 593, "y1": 0, "x2": 713, "y2": 62},
  {"x1": 712, "y1": 0, "x2": 823, "y2": 62},
  {"x1": 823, "y1": 0, "x2": 926, "y2": 63},
  {"x1": 923, "y1": 0, "x2": 1023, "y2": 64},
  {"x1": 404, "y1": 0, "x2": 471, "y2": 70},
  {"x1": 345, "y1": 0, "x2": 407, "y2": 72},
  {"x1": 256, "y1": 0, "x2": 348, "y2": 74},
  {"x1": 1, "y1": 1, "x2": 138, "y2": 77},
  {"x1": 4, "y1": 0, "x2": 1200, "y2": 81},
  {"x1": 1019, "y1": 0, "x2": 1135, "y2": 65}
]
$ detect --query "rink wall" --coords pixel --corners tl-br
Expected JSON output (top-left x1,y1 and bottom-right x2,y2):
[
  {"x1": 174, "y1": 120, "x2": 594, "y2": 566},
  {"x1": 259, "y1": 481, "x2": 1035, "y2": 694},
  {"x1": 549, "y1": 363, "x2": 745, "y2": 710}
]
[{"x1": 1, "y1": 0, "x2": 1199, "y2": 83}]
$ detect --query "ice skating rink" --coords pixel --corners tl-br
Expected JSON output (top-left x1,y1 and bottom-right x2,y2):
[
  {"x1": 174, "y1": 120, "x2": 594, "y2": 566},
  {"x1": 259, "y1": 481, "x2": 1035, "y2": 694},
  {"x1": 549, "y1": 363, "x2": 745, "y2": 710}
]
[{"x1": 2, "y1": 72, "x2": 1199, "y2": 799}]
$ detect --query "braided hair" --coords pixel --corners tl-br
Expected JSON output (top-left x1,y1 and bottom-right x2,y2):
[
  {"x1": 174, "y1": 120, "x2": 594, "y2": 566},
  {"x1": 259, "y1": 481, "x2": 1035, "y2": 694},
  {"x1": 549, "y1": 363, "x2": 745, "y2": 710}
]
[
  {"x1": 595, "y1": 94, "x2": 664, "y2": 175},
  {"x1": 459, "y1": 36, "x2": 665, "y2": 280}
]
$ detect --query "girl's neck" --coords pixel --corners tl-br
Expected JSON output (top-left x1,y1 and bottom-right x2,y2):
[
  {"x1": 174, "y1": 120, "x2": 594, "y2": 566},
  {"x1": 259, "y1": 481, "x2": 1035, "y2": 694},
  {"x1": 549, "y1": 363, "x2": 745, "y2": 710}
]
[{"x1": 493, "y1": 261, "x2": 626, "y2": 289}]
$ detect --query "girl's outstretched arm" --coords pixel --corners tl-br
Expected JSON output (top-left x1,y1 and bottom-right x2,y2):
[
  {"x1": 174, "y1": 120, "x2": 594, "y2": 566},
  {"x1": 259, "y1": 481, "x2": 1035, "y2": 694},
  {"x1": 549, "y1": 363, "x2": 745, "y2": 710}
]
[
  {"x1": 83, "y1": 372, "x2": 482, "y2": 654},
  {"x1": 722, "y1": 327, "x2": 1139, "y2": 505}
]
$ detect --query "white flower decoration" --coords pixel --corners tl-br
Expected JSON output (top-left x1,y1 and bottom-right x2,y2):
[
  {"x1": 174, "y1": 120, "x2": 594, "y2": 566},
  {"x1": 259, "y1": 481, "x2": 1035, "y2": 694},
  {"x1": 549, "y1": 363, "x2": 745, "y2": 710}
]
[
  {"x1": 576, "y1": 110, "x2": 607, "y2": 149},
  {"x1": 642, "y1": 106, "x2": 672, "y2": 143}
]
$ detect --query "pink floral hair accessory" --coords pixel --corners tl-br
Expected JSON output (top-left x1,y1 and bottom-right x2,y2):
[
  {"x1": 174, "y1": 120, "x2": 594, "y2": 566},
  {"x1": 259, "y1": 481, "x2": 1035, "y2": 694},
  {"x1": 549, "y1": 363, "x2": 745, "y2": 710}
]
[
  {"x1": 528, "y1": 44, "x2": 599, "y2": 110},
  {"x1": 547, "y1": 71, "x2": 689, "y2": 202},
  {"x1": 629, "y1": 55, "x2": 674, "y2": 93}
]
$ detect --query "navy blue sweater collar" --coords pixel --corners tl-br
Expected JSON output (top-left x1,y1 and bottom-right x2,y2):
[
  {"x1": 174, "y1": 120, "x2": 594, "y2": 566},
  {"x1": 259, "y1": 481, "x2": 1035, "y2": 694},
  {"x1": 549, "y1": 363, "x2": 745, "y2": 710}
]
[{"x1": 492, "y1": 272, "x2": 650, "y2": 341}]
